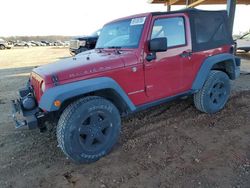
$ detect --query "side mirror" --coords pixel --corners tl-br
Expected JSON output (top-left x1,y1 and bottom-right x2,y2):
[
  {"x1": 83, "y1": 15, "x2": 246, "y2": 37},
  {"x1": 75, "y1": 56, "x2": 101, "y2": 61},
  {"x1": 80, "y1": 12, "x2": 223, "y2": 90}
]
[
  {"x1": 146, "y1": 37, "x2": 167, "y2": 61},
  {"x1": 149, "y1": 37, "x2": 167, "y2": 52}
]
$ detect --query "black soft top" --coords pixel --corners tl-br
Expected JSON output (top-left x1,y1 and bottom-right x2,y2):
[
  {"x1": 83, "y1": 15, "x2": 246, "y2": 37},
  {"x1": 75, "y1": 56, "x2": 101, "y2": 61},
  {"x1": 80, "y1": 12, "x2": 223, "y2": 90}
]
[{"x1": 152, "y1": 8, "x2": 234, "y2": 52}]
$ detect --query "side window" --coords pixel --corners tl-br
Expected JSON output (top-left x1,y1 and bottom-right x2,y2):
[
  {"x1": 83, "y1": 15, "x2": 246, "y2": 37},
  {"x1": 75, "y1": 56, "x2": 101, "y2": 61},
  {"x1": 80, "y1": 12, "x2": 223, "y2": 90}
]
[{"x1": 151, "y1": 17, "x2": 186, "y2": 48}]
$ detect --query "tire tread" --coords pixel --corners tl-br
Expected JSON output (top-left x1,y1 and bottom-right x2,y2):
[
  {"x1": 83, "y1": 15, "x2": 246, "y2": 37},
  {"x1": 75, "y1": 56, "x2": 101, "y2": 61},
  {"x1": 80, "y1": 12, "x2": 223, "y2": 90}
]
[{"x1": 57, "y1": 96, "x2": 104, "y2": 163}]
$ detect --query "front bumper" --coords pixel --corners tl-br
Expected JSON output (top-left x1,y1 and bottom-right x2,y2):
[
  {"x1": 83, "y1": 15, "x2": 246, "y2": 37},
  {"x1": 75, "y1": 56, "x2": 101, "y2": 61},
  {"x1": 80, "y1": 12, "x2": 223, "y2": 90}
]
[
  {"x1": 69, "y1": 47, "x2": 88, "y2": 56},
  {"x1": 69, "y1": 48, "x2": 77, "y2": 56},
  {"x1": 69, "y1": 48, "x2": 82, "y2": 56},
  {"x1": 11, "y1": 99, "x2": 38, "y2": 129},
  {"x1": 11, "y1": 86, "x2": 44, "y2": 129},
  {"x1": 6, "y1": 44, "x2": 13, "y2": 49}
]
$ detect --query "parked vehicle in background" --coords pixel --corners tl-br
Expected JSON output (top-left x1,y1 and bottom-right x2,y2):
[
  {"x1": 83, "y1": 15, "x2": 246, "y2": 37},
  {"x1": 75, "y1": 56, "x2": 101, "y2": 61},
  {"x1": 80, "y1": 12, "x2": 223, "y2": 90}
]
[
  {"x1": 69, "y1": 29, "x2": 101, "y2": 55},
  {"x1": 53, "y1": 40, "x2": 65, "y2": 46},
  {"x1": 41, "y1": 41, "x2": 52, "y2": 46},
  {"x1": 30, "y1": 41, "x2": 39, "y2": 46},
  {"x1": 27, "y1": 42, "x2": 36, "y2": 47},
  {"x1": 0, "y1": 38, "x2": 13, "y2": 50},
  {"x1": 30, "y1": 41, "x2": 42, "y2": 46},
  {"x1": 12, "y1": 9, "x2": 240, "y2": 164},
  {"x1": 39, "y1": 42, "x2": 47, "y2": 46},
  {"x1": 14, "y1": 41, "x2": 33, "y2": 47},
  {"x1": 13, "y1": 41, "x2": 24, "y2": 47},
  {"x1": 236, "y1": 32, "x2": 250, "y2": 52},
  {"x1": 64, "y1": 41, "x2": 70, "y2": 46}
]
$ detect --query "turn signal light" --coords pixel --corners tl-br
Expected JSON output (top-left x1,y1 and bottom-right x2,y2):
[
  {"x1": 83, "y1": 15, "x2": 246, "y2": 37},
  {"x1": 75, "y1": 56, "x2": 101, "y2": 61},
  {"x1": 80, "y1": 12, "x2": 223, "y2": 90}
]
[{"x1": 54, "y1": 100, "x2": 61, "y2": 107}]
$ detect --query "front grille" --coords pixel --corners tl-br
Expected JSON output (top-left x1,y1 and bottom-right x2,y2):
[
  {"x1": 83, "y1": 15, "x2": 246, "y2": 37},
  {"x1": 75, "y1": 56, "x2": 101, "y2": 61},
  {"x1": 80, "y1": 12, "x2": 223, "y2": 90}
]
[
  {"x1": 69, "y1": 40, "x2": 79, "y2": 49},
  {"x1": 30, "y1": 73, "x2": 43, "y2": 101},
  {"x1": 32, "y1": 78, "x2": 40, "y2": 96}
]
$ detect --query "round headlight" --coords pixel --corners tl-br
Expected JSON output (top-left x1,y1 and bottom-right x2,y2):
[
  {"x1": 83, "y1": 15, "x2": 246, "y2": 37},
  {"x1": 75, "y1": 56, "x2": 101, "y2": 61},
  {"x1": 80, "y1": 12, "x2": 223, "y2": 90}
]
[{"x1": 41, "y1": 82, "x2": 46, "y2": 93}]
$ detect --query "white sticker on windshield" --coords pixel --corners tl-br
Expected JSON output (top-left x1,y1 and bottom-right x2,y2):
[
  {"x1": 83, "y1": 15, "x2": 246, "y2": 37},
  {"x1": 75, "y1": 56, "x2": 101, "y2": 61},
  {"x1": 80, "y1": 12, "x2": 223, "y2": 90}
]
[{"x1": 130, "y1": 17, "x2": 146, "y2": 26}]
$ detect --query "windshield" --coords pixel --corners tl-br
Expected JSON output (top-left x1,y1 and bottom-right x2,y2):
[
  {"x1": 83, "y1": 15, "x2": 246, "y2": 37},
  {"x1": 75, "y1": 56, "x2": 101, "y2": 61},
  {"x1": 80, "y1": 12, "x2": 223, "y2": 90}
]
[{"x1": 96, "y1": 17, "x2": 146, "y2": 49}]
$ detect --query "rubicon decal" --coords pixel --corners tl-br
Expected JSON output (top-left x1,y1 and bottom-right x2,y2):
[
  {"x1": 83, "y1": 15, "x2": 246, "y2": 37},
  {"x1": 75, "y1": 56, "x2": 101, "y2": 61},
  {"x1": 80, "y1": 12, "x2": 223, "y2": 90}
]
[{"x1": 69, "y1": 66, "x2": 112, "y2": 78}]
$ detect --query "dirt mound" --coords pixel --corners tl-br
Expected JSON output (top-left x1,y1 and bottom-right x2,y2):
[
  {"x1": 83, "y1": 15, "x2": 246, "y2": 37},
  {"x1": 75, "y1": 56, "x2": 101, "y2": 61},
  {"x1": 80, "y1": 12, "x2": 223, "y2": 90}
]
[{"x1": 0, "y1": 91, "x2": 250, "y2": 188}]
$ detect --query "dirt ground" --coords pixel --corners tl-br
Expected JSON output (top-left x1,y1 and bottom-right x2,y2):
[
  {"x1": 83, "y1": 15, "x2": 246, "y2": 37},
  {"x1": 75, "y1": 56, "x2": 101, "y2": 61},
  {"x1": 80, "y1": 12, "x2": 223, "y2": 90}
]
[{"x1": 0, "y1": 47, "x2": 250, "y2": 188}]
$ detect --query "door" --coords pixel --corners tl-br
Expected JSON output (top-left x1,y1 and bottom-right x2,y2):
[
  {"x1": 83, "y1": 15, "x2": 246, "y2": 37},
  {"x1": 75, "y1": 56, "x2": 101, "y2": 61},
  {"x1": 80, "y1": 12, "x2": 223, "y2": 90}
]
[{"x1": 144, "y1": 15, "x2": 192, "y2": 99}]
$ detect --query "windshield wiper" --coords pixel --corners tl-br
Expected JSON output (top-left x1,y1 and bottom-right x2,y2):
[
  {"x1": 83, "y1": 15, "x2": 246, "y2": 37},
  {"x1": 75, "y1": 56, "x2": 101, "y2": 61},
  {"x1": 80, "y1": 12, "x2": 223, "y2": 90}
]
[
  {"x1": 106, "y1": 46, "x2": 122, "y2": 54},
  {"x1": 95, "y1": 47, "x2": 104, "y2": 53}
]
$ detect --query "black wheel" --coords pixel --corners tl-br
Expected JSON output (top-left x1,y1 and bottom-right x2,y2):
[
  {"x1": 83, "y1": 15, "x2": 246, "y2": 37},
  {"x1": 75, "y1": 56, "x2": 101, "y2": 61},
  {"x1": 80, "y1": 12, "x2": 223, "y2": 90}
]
[
  {"x1": 57, "y1": 96, "x2": 121, "y2": 163},
  {"x1": 0, "y1": 45, "x2": 5, "y2": 50},
  {"x1": 194, "y1": 70, "x2": 230, "y2": 114}
]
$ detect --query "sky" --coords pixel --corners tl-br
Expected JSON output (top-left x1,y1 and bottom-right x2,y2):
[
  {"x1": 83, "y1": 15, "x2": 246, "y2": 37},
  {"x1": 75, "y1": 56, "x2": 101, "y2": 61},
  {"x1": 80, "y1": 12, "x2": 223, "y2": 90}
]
[{"x1": 1, "y1": 0, "x2": 249, "y2": 37}]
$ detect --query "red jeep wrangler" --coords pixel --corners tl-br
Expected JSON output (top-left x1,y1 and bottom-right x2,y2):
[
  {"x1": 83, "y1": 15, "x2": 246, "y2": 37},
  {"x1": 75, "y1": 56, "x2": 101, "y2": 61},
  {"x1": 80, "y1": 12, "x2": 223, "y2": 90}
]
[{"x1": 12, "y1": 9, "x2": 240, "y2": 163}]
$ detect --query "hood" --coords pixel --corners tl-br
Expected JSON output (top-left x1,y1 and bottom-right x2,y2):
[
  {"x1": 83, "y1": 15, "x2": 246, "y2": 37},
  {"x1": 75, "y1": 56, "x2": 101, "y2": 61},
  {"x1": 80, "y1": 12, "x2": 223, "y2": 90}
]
[{"x1": 33, "y1": 49, "x2": 136, "y2": 84}]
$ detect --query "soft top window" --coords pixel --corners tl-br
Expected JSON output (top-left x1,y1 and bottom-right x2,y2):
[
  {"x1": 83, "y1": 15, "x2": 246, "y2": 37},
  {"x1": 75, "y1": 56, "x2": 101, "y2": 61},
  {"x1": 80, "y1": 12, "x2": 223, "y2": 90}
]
[{"x1": 188, "y1": 9, "x2": 233, "y2": 52}]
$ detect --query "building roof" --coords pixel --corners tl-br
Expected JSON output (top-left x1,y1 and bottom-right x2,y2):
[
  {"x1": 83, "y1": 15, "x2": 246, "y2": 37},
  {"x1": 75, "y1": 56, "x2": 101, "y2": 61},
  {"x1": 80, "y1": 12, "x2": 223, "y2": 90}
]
[{"x1": 148, "y1": 0, "x2": 250, "y2": 7}]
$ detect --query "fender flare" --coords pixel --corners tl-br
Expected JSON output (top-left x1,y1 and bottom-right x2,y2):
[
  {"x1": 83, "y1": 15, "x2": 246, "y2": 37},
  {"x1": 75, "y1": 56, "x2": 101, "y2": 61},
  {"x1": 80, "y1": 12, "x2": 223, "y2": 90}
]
[
  {"x1": 39, "y1": 77, "x2": 136, "y2": 112},
  {"x1": 191, "y1": 53, "x2": 240, "y2": 91}
]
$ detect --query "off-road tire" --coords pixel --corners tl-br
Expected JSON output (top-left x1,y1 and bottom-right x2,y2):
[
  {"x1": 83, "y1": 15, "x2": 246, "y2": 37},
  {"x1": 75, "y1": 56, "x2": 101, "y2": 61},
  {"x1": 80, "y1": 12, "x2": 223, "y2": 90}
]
[
  {"x1": 0, "y1": 45, "x2": 5, "y2": 50},
  {"x1": 57, "y1": 96, "x2": 121, "y2": 163},
  {"x1": 194, "y1": 70, "x2": 230, "y2": 114}
]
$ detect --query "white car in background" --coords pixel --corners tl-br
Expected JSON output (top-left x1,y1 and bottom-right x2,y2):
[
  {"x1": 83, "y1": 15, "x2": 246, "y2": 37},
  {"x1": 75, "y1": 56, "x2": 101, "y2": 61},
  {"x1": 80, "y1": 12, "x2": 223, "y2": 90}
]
[
  {"x1": 237, "y1": 32, "x2": 250, "y2": 53},
  {"x1": 0, "y1": 38, "x2": 13, "y2": 50}
]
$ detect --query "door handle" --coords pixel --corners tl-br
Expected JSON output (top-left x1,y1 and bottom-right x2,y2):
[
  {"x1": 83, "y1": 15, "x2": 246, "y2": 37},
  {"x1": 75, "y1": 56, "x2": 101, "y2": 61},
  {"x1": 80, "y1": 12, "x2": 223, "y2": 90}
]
[{"x1": 179, "y1": 51, "x2": 192, "y2": 58}]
